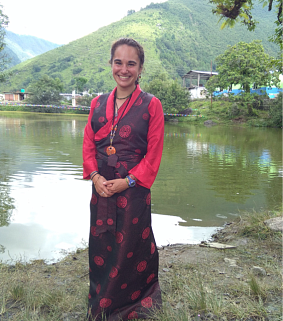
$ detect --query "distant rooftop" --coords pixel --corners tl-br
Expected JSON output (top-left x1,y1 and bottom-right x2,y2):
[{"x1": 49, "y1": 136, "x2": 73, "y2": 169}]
[{"x1": 183, "y1": 70, "x2": 218, "y2": 80}]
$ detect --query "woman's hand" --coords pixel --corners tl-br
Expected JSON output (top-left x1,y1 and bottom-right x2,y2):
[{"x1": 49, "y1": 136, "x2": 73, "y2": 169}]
[
  {"x1": 93, "y1": 175, "x2": 114, "y2": 198},
  {"x1": 103, "y1": 178, "x2": 128, "y2": 195}
]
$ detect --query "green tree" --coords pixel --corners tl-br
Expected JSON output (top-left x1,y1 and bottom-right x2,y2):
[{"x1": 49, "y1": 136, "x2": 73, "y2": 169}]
[
  {"x1": 143, "y1": 73, "x2": 190, "y2": 114},
  {"x1": 76, "y1": 93, "x2": 97, "y2": 106},
  {"x1": 210, "y1": 0, "x2": 282, "y2": 70},
  {"x1": 207, "y1": 40, "x2": 279, "y2": 94},
  {"x1": 75, "y1": 76, "x2": 88, "y2": 92},
  {"x1": 27, "y1": 75, "x2": 64, "y2": 105},
  {"x1": 0, "y1": 4, "x2": 12, "y2": 82}
]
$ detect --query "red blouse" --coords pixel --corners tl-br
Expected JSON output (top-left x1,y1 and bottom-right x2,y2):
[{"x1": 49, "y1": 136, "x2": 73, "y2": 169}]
[{"x1": 82, "y1": 85, "x2": 164, "y2": 189}]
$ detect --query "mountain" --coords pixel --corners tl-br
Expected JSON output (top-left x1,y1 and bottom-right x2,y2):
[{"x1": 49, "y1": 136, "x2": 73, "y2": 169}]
[
  {"x1": 3, "y1": 30, "x2": 61, "y2": 68},
  {"x1": 0, "y1": 0, "x2": 278, "y2": 93}
]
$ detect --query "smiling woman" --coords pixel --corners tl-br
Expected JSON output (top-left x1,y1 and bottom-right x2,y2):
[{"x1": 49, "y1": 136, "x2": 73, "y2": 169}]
[{"x1": 82, "y1": 38, "x2": 165, "y2": 321}]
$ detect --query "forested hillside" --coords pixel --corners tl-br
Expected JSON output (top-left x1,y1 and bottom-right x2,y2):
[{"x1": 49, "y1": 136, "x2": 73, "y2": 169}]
[
  {"x1": 1, "y1": 0, "x2": 278, "y2": 93},
  {"x1": 4, "y1": 30, "x2": 61, "y2": 68}
]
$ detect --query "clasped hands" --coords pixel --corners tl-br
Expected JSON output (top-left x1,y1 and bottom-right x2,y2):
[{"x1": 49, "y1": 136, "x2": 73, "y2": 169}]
[{"x1": 93, "y1": 175, "x2": 128, "y2": 197}]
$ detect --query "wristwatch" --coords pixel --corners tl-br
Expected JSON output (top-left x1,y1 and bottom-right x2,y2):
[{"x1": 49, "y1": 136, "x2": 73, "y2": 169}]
[{"x1": 126, "y1": 175, "x2": 136, "y2": 187}]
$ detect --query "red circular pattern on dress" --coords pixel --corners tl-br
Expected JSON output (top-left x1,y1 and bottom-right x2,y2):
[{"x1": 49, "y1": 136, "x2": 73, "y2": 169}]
[
  {"x1": 142, "y1": 227, "x2": 150, "y2": 240},
  {"x1": 115, "y1": 162, "x2": 120, "y2": 168},
  {"x1": 94, "y1": 256, "x2": 104, "y2": 266},
  {"x1": 109, "y1": 266, "x2": 118, "y2": 278},
  {"x1": 96, "y1": 284, "x2": 101, "y2": 294},
  {"x1": 117, "y1": 196, "x2": 127, "y2": 208},
  {"x1": 91, "y1": 194, "x2": 97, "y2": 205},
  {"x1": 137, "y1": 260, "x2": 147, "y2": 272},
  {"x1": 89, "y1": 267, "x2": 92, "y2": 272},
  {"x1": 128, "y1": 311, "x2": 138, "y2": 319},
  {"x1": 151, "y1": 242, "x2": 155, "y2": 254},
  {"x1": 147, "y1": 273, "x2": 155, "y2": 284},
  {"x1": 119, "y1": 125, "x2": 131, "y2": 138},
  {"x1": 107, "y1": 218, "x2": 113, "y2": 225},
  {"x1": 132, "y1": 218, "x2": 138, "y2": 224},
  {"x1": 96, "y1": 219, "x2": 103, "y2": 226},
  {"x1": 121, "y1": 283, "x2": 127, "y2": 289},
  {"x1": 142, "y1": 113, "x2": 149, "y2": 120},
  {"x1": 115, "y1": 232, "x2": 123, "y2": 244},
  {"x1": 135, "y1": 149, "x2": 141, "y2": 154},
  {"x1": 146, "y1": 193, "x2": 151, "y2": 205},
  {"x1": 141, "y1": 296, "x2": 153, "y2": 308},
  {"x1": 100, "y1": 298, "x2": 112, "y2": 308},
  {"x1": 134, "y1": 97, "x2": 143, "y2": 106},
  {"x1": 88, "y1": 293, "x2": 91, "y2": 299},
  {"x1": 127, "y1": 252, "x2": 133, "y2": 258},
  {"x1": 107, "y1": 246, "x2": 112, "y2": 252},
  {"x1": 131, "y1": 290, "x2": 141, "y2": 301},
  {"x1": 98, "y1": 116, "x2": 105, "y2": 123},
  {"x1": 95, "y1": 102, "x2": 100, "y2": 108}
]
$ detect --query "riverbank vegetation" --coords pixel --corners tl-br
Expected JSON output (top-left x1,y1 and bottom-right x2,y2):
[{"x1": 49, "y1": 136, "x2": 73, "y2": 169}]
[
  {"x1": 0, "y1": 209, "x2": 281, "y2": 320},
  {"x1": 1, "y1": 91, "x2": 281, "y2": 127}
]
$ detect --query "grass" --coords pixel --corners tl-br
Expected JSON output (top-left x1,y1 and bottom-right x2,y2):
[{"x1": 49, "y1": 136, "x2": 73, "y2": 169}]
[{"x1": 0, "y1": 209, "x2": 282, "y2": 320}]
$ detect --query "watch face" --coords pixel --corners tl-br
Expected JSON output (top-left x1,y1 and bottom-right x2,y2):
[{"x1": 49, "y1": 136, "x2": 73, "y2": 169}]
[{"x1": 127, "y1": 176, "x2": 136, "y2": 187}]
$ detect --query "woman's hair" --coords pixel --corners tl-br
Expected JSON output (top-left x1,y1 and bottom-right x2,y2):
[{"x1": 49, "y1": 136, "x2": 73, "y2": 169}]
[{"x1": 109, "y1": 38, "x2": 144, "y2": 67}]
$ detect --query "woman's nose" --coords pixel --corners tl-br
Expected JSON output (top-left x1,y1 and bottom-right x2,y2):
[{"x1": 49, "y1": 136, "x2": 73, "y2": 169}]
[{"x1": 120, "y1": 64, "x2": 128, "y2": 73}]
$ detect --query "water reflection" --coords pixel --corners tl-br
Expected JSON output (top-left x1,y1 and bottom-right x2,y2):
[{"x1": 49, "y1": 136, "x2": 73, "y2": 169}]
[{"x1": 0, "y1": 113, "x2": 281, "y2": 263}]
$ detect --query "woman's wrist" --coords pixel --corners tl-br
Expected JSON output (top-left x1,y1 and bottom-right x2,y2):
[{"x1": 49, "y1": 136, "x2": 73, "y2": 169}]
[{"x1": 90, "y1": 171, "x2": 99, "y2": 180}]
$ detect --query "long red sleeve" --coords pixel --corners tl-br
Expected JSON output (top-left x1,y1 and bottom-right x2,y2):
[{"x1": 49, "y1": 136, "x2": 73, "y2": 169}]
[
  {"x1": 82, "y1": 97, "x2": 100, "y2": 179},
  {"x1": 129, "y1": 96, "x2": 164, "y2": 189}
]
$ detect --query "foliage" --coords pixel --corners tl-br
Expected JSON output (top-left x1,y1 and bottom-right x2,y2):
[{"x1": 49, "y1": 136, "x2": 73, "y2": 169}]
[
  {"x1": 76, "y1": 93, "x2": 97, "y2": 107},
  {"x1": 27, "y1": 75, "x2": 64, "y2": 105},
  {"x1": 75, "y1": 76, "x2": 88, "y2": 92},
  {"x1": 209, "y1": 0, "x2": 282, "y2": 70},
  {"x1": 0, "y1": 0, "x2": 279, "y2": 93},
  {"x1": 268, "y1": 92, "x2": 282, "y2": 127},
  {"x1": 143, "y1": 73, "x2": 190, "y2": 113},
  {"x1": 0, "y1": 5, "x2": 12, "y2": 82},
  {"x1": 206, "y1": 40, "x2": 280, "y2": 96},
  {"x1": 127, "y1": 9, "x2": 135, "y2": 16}
]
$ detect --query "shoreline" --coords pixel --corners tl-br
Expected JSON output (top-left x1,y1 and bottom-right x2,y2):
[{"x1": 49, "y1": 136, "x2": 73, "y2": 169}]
[{"x1": 0, "y1": 209, "x2": 281, "y2": 320}]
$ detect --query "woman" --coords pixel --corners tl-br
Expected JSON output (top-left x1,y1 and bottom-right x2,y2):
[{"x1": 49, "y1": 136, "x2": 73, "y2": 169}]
[{"x1": 83, "y1": 38, "x2": 164, "y2": 321}]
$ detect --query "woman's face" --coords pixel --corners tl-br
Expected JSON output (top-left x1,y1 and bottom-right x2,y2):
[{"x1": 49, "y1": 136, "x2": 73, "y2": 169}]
[{"x1": 111, "y1": 44, "x2": 143, "y2": 92}]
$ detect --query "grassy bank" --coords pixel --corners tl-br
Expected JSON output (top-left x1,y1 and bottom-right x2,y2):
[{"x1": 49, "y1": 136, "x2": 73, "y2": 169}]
[
  {"x1": 0, "y1": 209, "x2": 282, "y2": 321},
  {"x1": 1, "y1": 92, "x2": 282, "y2": 128}
]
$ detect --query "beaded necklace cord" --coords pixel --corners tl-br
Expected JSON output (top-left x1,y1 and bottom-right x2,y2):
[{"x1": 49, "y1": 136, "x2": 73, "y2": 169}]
[{"x1": 106, "y1": 91, "x2": 133, "y2": 156}]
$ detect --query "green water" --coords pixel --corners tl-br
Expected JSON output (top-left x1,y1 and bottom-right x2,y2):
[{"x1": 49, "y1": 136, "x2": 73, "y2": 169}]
[{"x1": 0, "y1": 112, "x2": 281, "y2": 262}]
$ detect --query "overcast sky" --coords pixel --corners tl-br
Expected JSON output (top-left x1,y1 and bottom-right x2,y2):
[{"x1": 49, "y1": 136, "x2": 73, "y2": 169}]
[{"x1": 1, "y1": 0, "x2": 167, "y2": 44}]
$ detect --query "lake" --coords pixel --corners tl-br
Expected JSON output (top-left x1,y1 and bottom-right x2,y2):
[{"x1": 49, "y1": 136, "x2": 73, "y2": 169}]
[{"x1": 0, "y1": 112, "x2": 282, "y2": 263}]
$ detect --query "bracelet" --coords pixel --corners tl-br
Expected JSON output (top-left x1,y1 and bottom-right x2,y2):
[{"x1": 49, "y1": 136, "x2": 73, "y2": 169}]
[
  {"x1": 90, "y1": 171, "x2": 99, "y2": 180},
  {"x1": 94, "y1": 175, "x2": 101, "y2": 186},
  {"x1": 125, "y1": 177, "x2": 129, "y2": 186}
]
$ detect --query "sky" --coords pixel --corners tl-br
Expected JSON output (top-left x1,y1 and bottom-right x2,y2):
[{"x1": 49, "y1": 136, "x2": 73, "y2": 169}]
[{"x1": 1, "y1": 0, "x2": 167, "y2": 44}]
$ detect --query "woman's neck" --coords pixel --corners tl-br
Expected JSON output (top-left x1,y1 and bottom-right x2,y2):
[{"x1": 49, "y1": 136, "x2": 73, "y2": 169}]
[{"x1": 116, "y1": 85, "x2": 136, "y2": 99}]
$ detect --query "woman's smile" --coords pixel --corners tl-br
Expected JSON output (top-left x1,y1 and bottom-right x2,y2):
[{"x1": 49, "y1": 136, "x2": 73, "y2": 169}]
[{"x1": 112, "y1": 44, "x2": 142, "y2": 94}]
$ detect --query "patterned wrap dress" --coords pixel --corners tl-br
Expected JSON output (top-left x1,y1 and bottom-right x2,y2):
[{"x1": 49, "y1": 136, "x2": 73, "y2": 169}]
[{"x1": 82, "y1": 85, "x2": 164, "y2": 321}]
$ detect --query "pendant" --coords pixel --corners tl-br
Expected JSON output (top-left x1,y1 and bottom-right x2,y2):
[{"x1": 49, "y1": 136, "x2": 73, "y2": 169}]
[{"x1": 106, "y1": 145, "x2": 116, "y2": 155}]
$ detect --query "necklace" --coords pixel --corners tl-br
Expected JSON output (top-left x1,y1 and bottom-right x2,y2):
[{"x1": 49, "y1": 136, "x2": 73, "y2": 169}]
[
  {"x1": 116, "y1": 86, "x2": 136, "y2": 100},
  {"x1": 106, "y1": 93, "x2": 133, "y2": 156}
]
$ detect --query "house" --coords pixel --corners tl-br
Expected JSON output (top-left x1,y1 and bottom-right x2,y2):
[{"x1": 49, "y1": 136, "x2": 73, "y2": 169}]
[
  {"x1": 182, "y1": 70, "x2": 218, "y2": 99},
  {"x1": 3, "y1": 90, "x2": 30, "y2": 102}
]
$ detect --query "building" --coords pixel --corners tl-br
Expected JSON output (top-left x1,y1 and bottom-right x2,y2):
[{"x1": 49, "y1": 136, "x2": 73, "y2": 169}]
[
  {"x1": 182, "y1": 70, "x2": 218, "y2": 99},
  {"x1": 3, "y1": 90, "x2": 30, "y2": 102}
]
